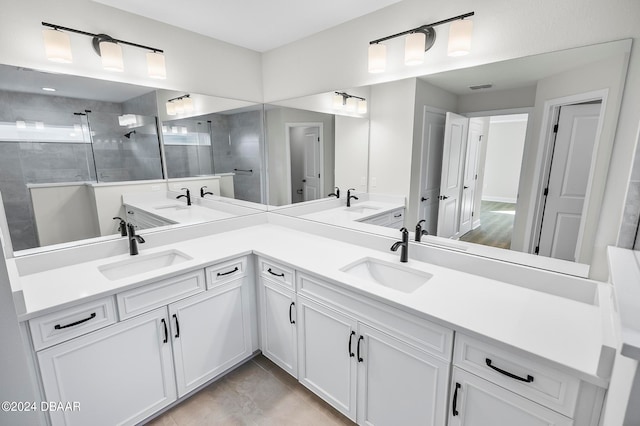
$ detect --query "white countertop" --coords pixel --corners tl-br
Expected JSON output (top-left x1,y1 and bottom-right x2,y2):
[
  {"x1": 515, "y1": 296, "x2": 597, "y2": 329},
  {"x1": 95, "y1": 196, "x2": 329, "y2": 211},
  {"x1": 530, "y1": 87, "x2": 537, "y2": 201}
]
[
  {"x1": 301, "y1": 200, "x2": 404, "y2": 225},
  {"x1": 125, "y1": 198, "x2": 236, "y2": 224},
  {"x1": 608, "y1": 246, "x2": 640, "y2": 360},
  {"x1": 14, "y1": 223, "x2": 610, "y2": 386}
]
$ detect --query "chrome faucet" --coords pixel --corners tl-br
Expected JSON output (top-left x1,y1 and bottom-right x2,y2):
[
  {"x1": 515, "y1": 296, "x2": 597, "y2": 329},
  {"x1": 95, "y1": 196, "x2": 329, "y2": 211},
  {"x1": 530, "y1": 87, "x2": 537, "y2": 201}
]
[
  {"x1": 346, "y1": 188, "x2": 359, "y2": 207},
  {"x1": 176, "y1": 188, "x2": 191, "y2": 205},
  {"x1": 390, "y1": 227, "x2": 409, "y2": 263},
  {"x1": 113, "y1": 216, "x2": 127, "y2": 236},
  {"x1": 127, "y1": 223, "x2": 145, "y2": 256},
  {"x1": 415, "y1": 220, "x2": 429, "y2": 242},
  {"x1": 328, "y1": 187, "x2": 340, "y2": 198},
  {"x1": 200, "y1": 186, "x2": 214, "y2": 197}
]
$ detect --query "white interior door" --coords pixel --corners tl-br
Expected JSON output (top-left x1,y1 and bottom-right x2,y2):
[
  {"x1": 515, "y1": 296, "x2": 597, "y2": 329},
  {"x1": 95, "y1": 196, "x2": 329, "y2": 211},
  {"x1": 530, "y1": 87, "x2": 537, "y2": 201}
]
[
  {"x1": 458, "y1": 119, "x2": 483, "y2": 236},
  {"x1": 537, "y1": 103, "x2": 601, "y2": 261},
  {"x1": 437, "y1": 112, "x2": 469, "y2": 238},
  {"x1": 303, "y1": 127, "x2": 321, "y2": 201},
  {"x1": 418, "y1": 109, "x2": 445, "y2": 235}
]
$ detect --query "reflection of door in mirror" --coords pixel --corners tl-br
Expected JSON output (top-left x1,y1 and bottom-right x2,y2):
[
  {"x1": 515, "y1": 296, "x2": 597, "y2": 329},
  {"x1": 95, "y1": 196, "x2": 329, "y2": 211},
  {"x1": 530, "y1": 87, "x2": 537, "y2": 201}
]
[
  {"x1": 417, "y1": 110, "x2": 445, "y2": 235},
  {"x1": 287, "y1": 124, "x2": 322, "y2": 203}
]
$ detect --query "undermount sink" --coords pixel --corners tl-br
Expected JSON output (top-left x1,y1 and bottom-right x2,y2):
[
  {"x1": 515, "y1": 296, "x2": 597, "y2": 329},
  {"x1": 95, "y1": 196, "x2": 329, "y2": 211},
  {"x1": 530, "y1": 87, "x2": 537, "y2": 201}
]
[
  {"x1": 154, "y1": 203, "x2": 189, "y2": 211},
  {"x1": 98, "y1": 250, "x2": 193, "y2": 281},
  {"x1": 341, "y1": 257, "x2": 432, "y2": 293},
  {"x1": 345, "y1": 205, "x2": 381, "y2": 215}
]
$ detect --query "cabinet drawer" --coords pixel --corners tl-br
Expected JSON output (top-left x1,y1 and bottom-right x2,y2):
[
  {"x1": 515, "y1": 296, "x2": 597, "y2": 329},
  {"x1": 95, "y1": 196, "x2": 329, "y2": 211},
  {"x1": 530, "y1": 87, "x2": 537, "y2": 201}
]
[
  {"x1": 454, "y1": 333, "x2": 580, "y2": 416},
  {"x1": 206, "y1": 257, "x2": 247, "y2": 289},
  {"x1": 29, "y1": 297, "x2": 117, "y2": 351},
  {"x1": 117, "y1": 270, "x2": 205, "y2": 320},
  {"x1": 258, "y1": 257, "x2": 294, "y2": 290}
]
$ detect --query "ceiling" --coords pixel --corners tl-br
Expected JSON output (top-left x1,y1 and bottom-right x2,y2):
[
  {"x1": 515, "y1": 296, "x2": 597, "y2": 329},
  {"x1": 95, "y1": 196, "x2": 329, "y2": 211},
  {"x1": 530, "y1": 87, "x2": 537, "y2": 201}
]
[{"x1": 91, "y1": 0, "x2": 403, "y2": 52}]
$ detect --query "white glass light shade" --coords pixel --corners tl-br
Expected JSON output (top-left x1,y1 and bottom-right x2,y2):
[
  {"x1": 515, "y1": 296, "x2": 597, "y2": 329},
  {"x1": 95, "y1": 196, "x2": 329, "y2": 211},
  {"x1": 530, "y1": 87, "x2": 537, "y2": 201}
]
[
  {"x1": 166, "y1": 101, "x2": 176, "y2": 116},
  {"x1": 99, "y1": 41, "x2": 124, "y2": 72},
  {"x1": 146, "y1": 52, "x2": 166, "y2": 79},
  {"x1": 43, "y1": 29, "x2": 73, "y2": 63},
  {"x1": 35, "y1": 121, "x2": 45, "y2": 130},
  {"x1": 346, "y1": 97, "x2": 358, "y2": 112},
  {"x1": 368, "y1": 43, "x2": 386, "y2": 73},
  {"x1": 448, "y1": 19, "x2": 473, "y2": 57},
  {"x1": 357, "y1": 99, "x2": 367, "y2": 114},
  {"x1": 405, "y1": 32, "x2": 426, "y2": 65},
  {"x1": 333, "y1": 94, "x2": 344, "y2": 109},
  {"x1": 162, "y1": 126, "x2": 168, "y2": 133},
  {"x1": 171, "y1": 126, "x2": 178, "y2": 134},
  {"x1": 174, "y1": 98, "x2": 185, "y2": 114},
  {"x1": 181, "y1": 97, "x2": 194, "y2": 113},
  {"x1": 181, "y1": 126, "x2": 188, "y2": 134},
  {"x1": 15, "y1": 121, "x2": 26, "y2": 129}
]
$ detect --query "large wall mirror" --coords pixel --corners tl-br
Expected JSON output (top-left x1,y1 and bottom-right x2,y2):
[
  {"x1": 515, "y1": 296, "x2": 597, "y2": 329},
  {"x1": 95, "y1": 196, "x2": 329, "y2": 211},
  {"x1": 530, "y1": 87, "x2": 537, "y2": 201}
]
[
  {"x1": 272, "y1": 39, "x2": 631, "y2": 276},
  {"x1": 0, "y1": 66, "x2": 265, "y2": 255}
]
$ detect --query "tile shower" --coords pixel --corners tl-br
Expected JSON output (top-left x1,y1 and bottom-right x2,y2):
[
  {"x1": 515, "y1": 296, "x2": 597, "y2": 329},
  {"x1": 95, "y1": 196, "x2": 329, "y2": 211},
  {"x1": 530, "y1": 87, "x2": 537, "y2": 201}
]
[{"x1": 0, "y1": 90, "x2": 163, "y2": 250}]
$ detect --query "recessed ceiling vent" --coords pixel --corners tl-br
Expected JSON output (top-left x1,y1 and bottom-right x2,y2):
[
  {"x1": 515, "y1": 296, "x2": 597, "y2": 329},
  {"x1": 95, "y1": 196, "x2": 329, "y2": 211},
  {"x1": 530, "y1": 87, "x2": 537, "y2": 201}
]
[{"x1": 469, "y1": 83, "x2": 493, "y2": 90}]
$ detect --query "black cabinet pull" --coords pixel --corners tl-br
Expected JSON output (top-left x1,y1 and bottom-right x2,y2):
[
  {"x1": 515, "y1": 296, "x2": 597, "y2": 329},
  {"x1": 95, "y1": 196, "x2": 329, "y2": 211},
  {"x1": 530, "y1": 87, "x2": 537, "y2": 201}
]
[
  {"x1": 54, "y1": 313, "x2": 96, "y2": 330},
  {"x1": 485, "y1": 358, "x2": 534, "y2": 383},
  {"x1": 267, "y1": 268, "x2": 285, "y2": 278},
  {"x1": 452, "y1": 382, "x2": 461, "y2": 416},
  {"x1": 289, "y1": 302, "x2": 295, "y2": 324},
  {"x1": 161, "y1": 318, "x2": 168, "y2": 343},
  {"x1": 357, "y1": 335, "x2": 364, "y2": 362},
  {"x1": 393, "y1": 213, "x2": 402, "y2": 218},
  {"x1": 348, "y1": 331, "x2": 355, "y2": 357},
  {"x1": 173, "y1": 314, "x2": 180, "y2": 338},
  {"x1": 217, "y1": 266, "x2": 239, "y2": 277}
]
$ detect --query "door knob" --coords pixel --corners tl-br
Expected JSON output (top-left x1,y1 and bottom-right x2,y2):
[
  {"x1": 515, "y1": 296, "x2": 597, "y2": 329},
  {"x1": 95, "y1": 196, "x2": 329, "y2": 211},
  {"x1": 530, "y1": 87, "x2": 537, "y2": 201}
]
[
  {"x1": 421, "y1": 197, "x2": 429, "y2": 202},
  {"x1": 463, "y1": 186, "x2": 469, "y2": 189},
  {"x1": 438, "y1": 195, "x2": 449, "y2": 200}
]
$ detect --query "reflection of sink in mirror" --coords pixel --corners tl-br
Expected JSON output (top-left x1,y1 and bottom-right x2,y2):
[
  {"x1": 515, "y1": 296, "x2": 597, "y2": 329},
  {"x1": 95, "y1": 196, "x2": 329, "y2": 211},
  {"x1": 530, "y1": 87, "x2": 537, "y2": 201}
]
[
  {"x1": 154, "y1": 204, "x2": 190, "y2": 211},
  {"x1": 345, "y1": 206, "x2": 381, "y2": 215},
  {"x1": 341, "y1": 257, "x2": 432, "y2": 293},
  {"x1": 98, "y1": 250, "x2": 192, "y2": 281}
]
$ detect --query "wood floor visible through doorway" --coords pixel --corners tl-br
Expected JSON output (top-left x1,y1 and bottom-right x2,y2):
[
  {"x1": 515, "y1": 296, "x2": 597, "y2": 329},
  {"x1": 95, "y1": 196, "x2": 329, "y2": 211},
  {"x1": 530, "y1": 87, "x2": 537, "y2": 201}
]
[{"x1": 459, "y1": 201, "x2": 516, "y2": 249}]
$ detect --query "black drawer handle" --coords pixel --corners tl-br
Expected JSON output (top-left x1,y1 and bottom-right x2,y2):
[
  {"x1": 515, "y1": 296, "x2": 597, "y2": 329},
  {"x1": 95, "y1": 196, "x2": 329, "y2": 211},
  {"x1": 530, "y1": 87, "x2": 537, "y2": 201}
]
[
  {"x1": 357, "y1": 335, "x2": 364, "y2": 362},
  {"x1": 486, "y1": 358, "x2": 534, "y2": 383},
  {"x1": 173, "y1": 314, "x2": 180, "y2": 338},
  {"x1": 161, "y1": 318, "x2": 168, "y2": 343},
  {"x1": 54, "y1": 313, "x2": 96, "y2": 330},
  {"x1": 267, "y1": 268, "x2": 285, "y2": 278},
  {"x1": 289, "y1": 302, "x2": 295, "y2": 324},
  {"x1": 217, "y1": 266, "x2": 239, "y2": 277},
  {"x1": 452, "y1": 382, "x2": 461, "y2": 416},
  {"x1": 393, "y1": 213, "x2": 402, "y2": 218},
  {"x1": 348, "y1": 331, "x2": 355, "y2": 357}
]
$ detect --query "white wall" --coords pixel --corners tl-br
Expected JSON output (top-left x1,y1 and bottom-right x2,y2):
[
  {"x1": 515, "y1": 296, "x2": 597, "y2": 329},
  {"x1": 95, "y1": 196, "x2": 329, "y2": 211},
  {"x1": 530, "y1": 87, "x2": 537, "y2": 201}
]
[
  {"x1": 0, "y1": 0, "x2": 263, "y2": 102},
  {"x1": 458, "y1": 86, "x2": 537, "y2": 114},
  {"x1": 335, "y1": 115, "x2": 369, "y2": 193},
  {"x1": 368, "y1": 78, "x2": 416, "y2": 197},
  {"x1": 482, "y1": 120, "x2": 527, "y2": 203},
  {"x1": 30, "y1": 184, "x2": 100, "y2": 246}
]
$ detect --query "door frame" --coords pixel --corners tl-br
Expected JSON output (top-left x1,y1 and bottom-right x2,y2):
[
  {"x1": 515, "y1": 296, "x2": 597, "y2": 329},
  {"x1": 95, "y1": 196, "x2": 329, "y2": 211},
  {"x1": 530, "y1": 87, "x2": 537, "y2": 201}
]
[
  {"x1": 284, "y1": 122, "x2": 324, "y2": 204},
  {"x1": 527, "y1": 90, "x2": 608, "y2": 257}
]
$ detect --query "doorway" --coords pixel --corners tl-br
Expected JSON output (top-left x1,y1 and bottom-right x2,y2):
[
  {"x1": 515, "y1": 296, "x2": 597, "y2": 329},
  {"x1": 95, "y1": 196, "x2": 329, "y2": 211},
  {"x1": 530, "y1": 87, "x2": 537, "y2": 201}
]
[{"x1": 285, "y1": 123, "x2": 323, "y2": 204}]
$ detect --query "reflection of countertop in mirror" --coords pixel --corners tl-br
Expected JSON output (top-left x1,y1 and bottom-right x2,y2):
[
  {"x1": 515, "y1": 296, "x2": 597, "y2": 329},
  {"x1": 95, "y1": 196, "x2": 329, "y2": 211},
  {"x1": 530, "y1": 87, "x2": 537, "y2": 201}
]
[
  {"x1": 608, "y1": 247, "x2": 640, "y2": 361},
  {"x1": 124, "y1": 197, "x2": 235, "y2": 224},
  {"x1": 10, "y1": 215, "x2": 613, "y2": 386}
]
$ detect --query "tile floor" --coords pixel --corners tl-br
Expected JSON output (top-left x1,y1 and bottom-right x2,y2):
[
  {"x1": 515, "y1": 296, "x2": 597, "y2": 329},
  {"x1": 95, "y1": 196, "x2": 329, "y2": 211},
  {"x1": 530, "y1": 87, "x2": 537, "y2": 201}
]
[{"x1": 146, "y1": 355, "x2": 355, "y2": 425}]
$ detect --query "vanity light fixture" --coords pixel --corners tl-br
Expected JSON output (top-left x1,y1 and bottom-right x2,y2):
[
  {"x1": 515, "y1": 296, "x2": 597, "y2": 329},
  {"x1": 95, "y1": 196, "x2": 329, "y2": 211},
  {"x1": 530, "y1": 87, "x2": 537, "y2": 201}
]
[
  {"x1": 165, "y1": 94, "x2": 194, "y2": 116},
  {"x1": 368, "y1": 11, "x2": 474, "y2": 72},
  {"x1": 333, "y1": 92, "x2": 367, "y2": 114},
  {"x1": 41, "y1": 22, "x2": 166, "y2": 79}
]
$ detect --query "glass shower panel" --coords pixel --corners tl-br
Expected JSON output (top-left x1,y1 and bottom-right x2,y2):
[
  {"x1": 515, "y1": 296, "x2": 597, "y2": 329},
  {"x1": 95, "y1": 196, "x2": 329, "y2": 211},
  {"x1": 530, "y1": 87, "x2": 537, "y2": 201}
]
[
  {"x1": 0, "y1": 108, "x2": 95, "y2": 250},
  {"x1": 86, "y1": 112, "x2": 163, "y2": 182},
  {"x1": 162, "y1": 118, "x2": 214, "y2": 178}
]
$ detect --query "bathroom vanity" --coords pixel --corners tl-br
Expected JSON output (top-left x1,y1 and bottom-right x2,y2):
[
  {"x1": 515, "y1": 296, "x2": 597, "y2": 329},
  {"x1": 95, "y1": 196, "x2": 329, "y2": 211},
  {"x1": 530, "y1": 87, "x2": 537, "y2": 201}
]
[{"x1": 7, "y1": 211, "x2": 614, "y2": 426}]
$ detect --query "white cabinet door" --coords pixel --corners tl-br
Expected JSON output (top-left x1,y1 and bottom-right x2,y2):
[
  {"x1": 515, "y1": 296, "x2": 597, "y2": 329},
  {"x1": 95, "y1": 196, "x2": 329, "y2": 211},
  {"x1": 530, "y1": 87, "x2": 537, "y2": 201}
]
[
  {"x1": 260, "y1": 278, "x2": 297, "y2": 377},
  {"x1": 357, "y1": 324, "x2": 450, "y2": 426},
  {"x1": 297, "y1": 296, "x2": 358, "y2": 421},
  {"x1": 449, "y1": 368, "x2": 573, "y2": 426},
  {"x1": 170, "y1": 279, "x2": 253, "y2": 397},
  {"x1": 37, "y1": 308, "x2": 176, "y2": 426}
]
